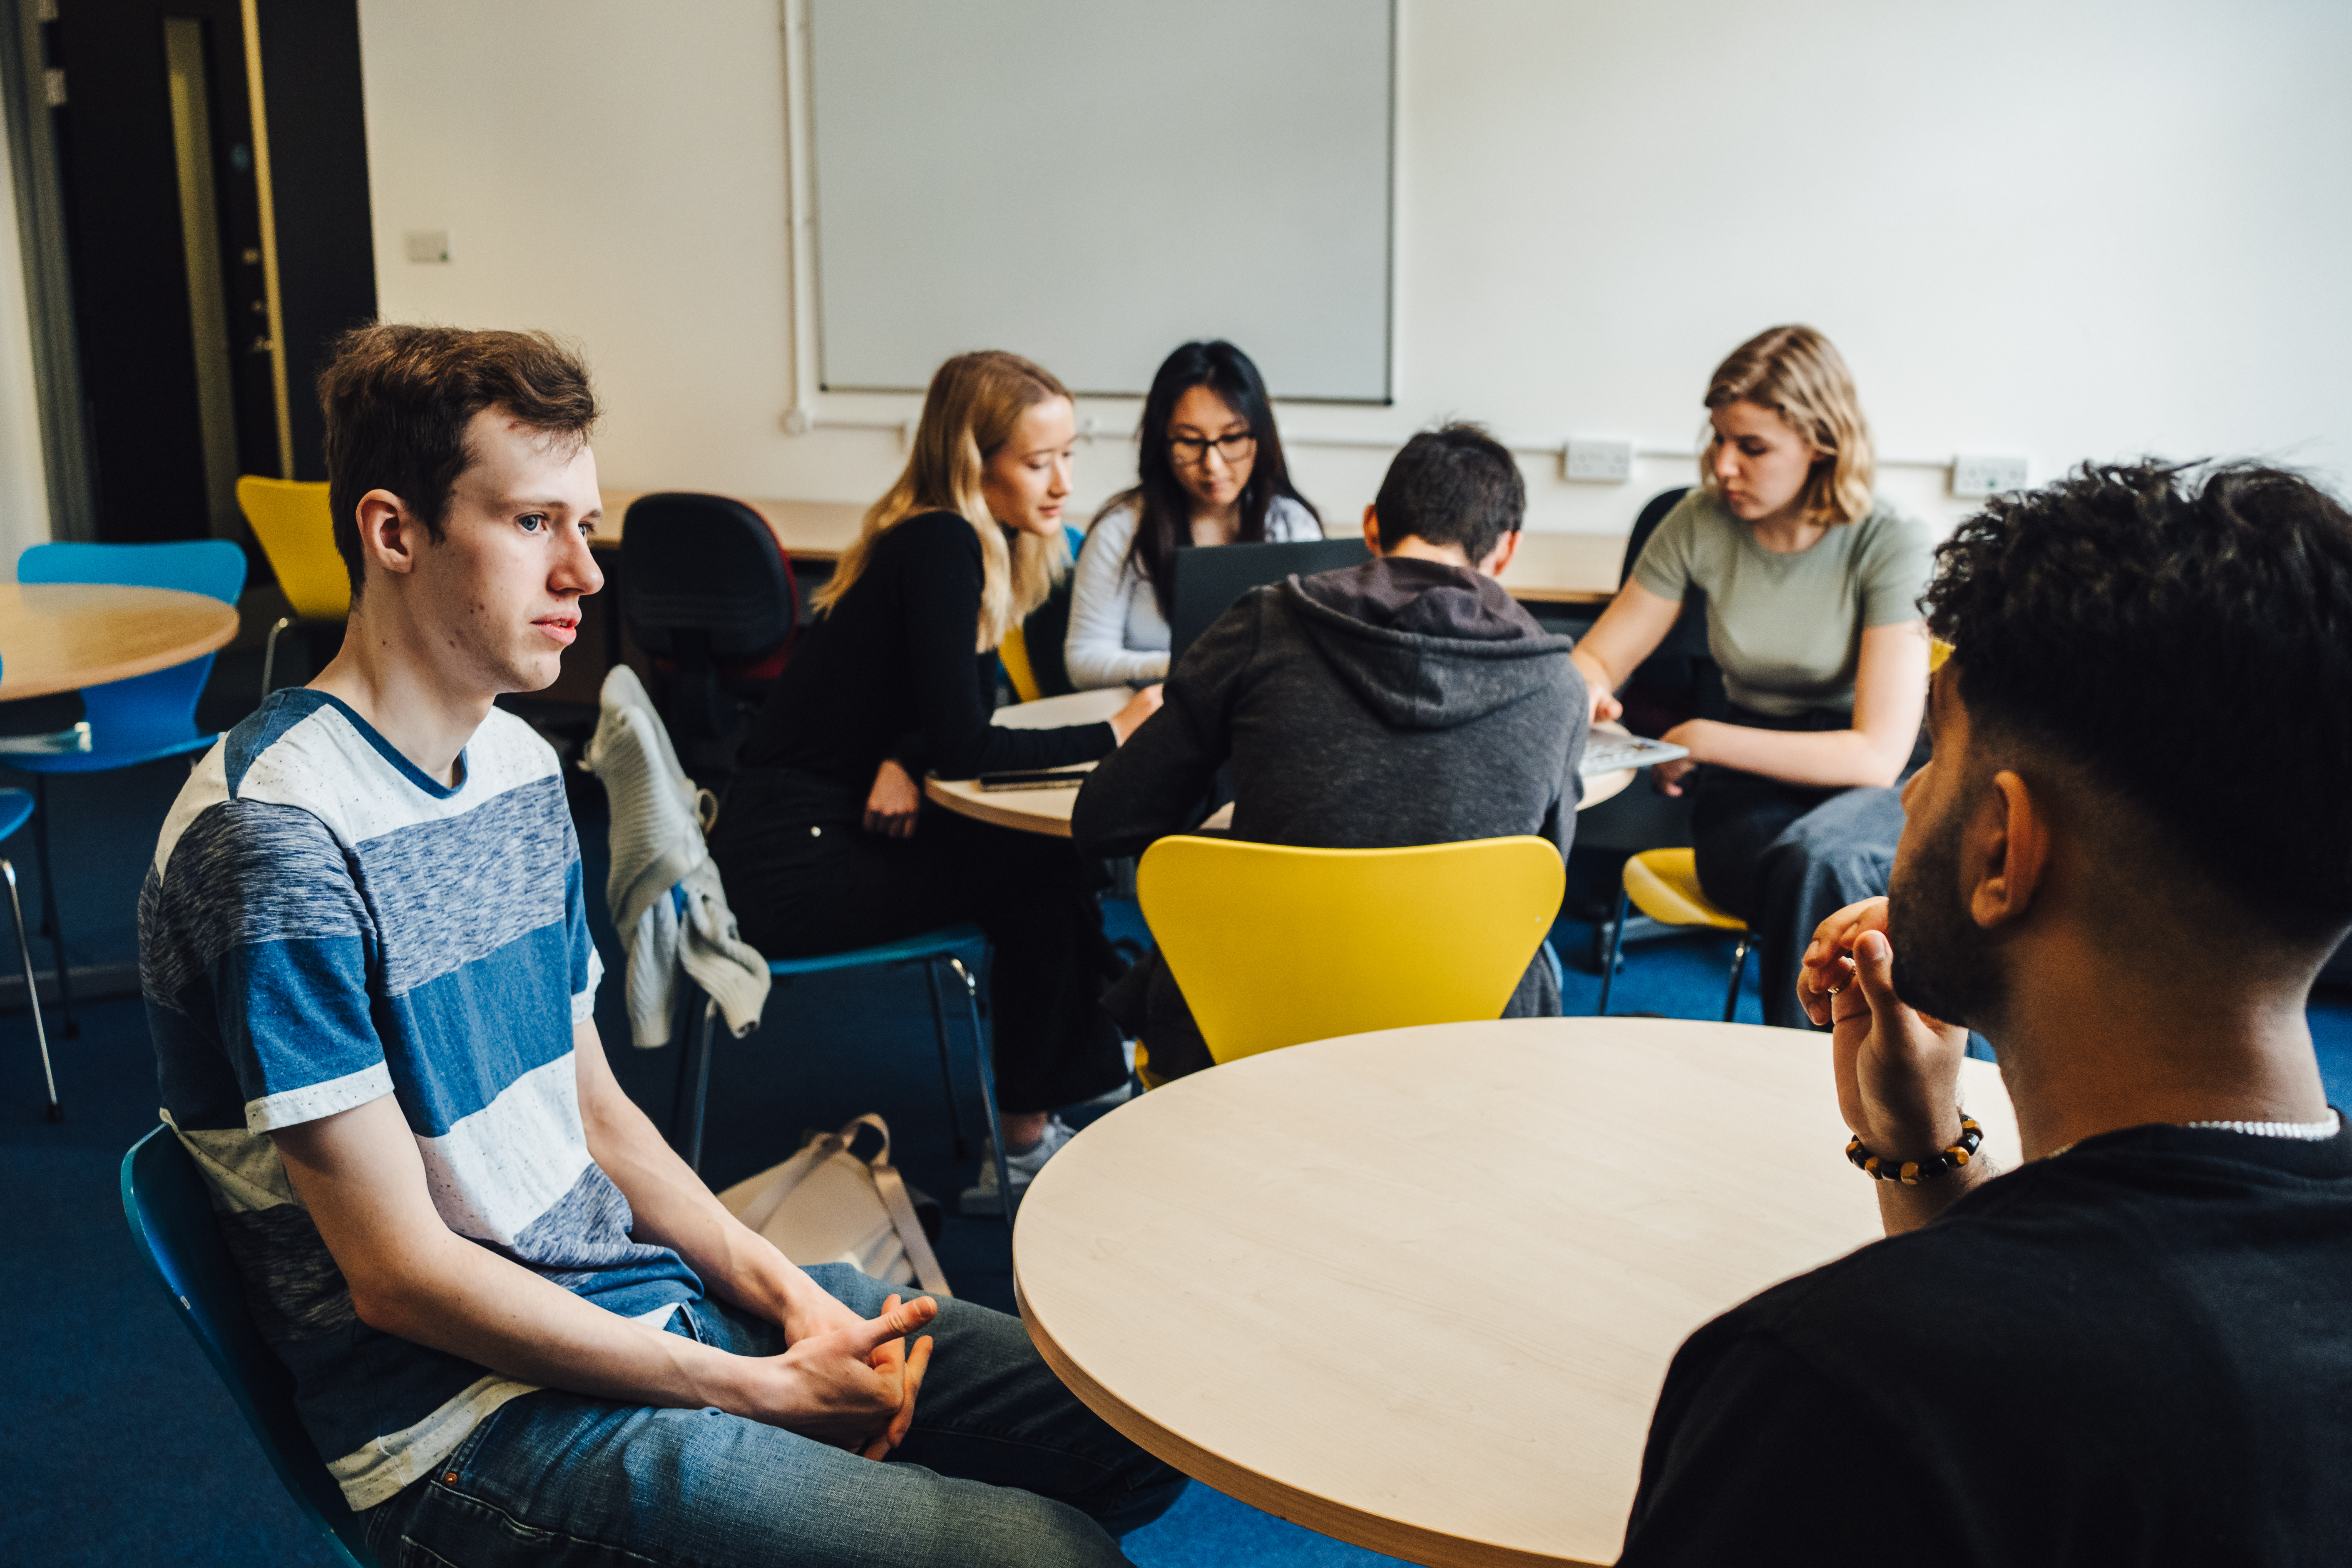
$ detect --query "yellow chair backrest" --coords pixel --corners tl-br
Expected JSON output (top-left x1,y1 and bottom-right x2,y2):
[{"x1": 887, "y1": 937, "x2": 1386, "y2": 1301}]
[
  {"x1": 236, "y1": 476, "x2": 350, "y2": 623},
  {"x1": 998, "y1": 622, "x2": 1043, "y2": 703},
  {"x1": 1136, "y1": 835, "x2": 1565, "y2": 1065}
]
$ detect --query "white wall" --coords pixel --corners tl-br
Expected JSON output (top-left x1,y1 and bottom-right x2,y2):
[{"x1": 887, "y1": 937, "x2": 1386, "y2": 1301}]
[
  {"x1": 358, "y1": 0, "x2": 2352, "y2": 540},
  {"x1": 0, "y1": 107, "x2": 52, "y2": 575}
]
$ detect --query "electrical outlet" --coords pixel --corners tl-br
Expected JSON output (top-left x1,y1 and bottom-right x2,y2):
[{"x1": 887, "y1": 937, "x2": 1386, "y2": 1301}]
[
  {"x1": 1564, "y1": 438, "x2": 1633, "y2": 484},
  {"x1": 403, "y1": 229, "x2": 451, "y2": 264},
  {"x1": 1951, "y1": 454, "x2": 2028, "y2": 497}
]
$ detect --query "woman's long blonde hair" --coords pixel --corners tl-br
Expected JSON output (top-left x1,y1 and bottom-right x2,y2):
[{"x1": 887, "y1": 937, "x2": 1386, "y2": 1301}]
[
  {"x1": 1701, "y1": 325, "x2": 1875, "y2": 526},
  {"x1": 813, "y1": 350, "x2": 1074, "y2": 651}
]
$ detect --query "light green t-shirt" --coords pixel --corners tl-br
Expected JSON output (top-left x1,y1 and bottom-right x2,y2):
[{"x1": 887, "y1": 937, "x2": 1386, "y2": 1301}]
[{"x1": 1631, "y1": 490, "x2": 1935, "y2": 718}]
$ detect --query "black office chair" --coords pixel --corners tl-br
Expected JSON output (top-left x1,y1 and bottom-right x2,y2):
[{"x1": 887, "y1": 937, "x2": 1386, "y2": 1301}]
[
  {"x1": 1612, "y1": 487, "x2": 1727, "y2": 736},
  {"x1": 619, "y1": 494, "x2": 799, "y2": 778}
]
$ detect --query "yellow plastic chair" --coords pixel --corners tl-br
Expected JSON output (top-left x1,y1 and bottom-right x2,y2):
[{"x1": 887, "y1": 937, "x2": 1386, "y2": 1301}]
[
  {"x1": 1135, "y1": 835, "x2": 1566, "y2": 1066},
  {"x1": 236, "y1": 476, "x2": 349, "y2": 699},
  {"x1": 1596, "y1": 848, "x2": 1751, "y2": 1021},
  {"x1": 997, "y1": 623, "x2": 1044, "y2": 703}
]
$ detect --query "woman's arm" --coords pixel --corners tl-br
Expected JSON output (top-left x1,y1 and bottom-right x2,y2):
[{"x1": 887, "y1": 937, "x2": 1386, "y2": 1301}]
[
  {"x1": 1064, "y1": 507, "x2": 1170, "y2": 690},
  {"x1": 1654, "y1": 620, "x2": 1929, "y2": 794},
  {"x1": 1569, "y1": 580, "x2": 1685, "y2": 723}
]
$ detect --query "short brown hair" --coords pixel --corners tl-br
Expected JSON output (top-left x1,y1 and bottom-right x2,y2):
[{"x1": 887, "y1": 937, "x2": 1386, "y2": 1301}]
[
  {"x1": 319, "y1": 324, "x2": 599, "y2": 595},
  {"x1": 1701, "y1": 325, "x2": 1875, "y2": 526}
]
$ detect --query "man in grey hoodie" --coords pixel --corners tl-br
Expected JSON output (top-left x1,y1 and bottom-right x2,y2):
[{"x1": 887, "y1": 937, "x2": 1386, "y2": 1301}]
[{"x1": 1073, "y1": 423, "x2": 1590, "y2": 1082}]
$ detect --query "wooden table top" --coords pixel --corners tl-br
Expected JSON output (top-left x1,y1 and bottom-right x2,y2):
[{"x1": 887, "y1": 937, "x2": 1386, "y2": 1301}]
[
  {"x1": 925, "y1": 697, "x2": 1638, "y2": 837},
  {"x1": 0, "y1": 580, "x2": 242, "y2": 701},
  {"x1": 1014, "y1": 1017, "x2": 2017, "y2": 1566},
  {"x1": 597, "y1": 489, "x2": 1626, "y2": 605}
]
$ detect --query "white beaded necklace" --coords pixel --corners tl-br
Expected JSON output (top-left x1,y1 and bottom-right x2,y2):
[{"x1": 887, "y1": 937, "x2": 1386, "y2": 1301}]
[{"x1": 2181, "y1": 1110, "x2": 2341, "y2": 1140}]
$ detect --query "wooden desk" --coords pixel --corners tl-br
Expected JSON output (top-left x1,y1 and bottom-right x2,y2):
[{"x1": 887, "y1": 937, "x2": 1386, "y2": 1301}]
[
  {"x1": 596, "y1": 490, "x2": 866, "y2": 559},
  {"x1": 1496, "y1": 531, "x2": 1625, "y2": 606},
  {"x1": 595, "y1": 489, "x2": 1627, "y2": 604},
  {"x1": 0, "y1": 581, "x2": 241, "y2": 701},
  {"x1": 1015, "y1": 1017, "x2": 2016, "y2": 1567},
  {"x1": 924, "y1": 700, "x2": 1638, "y2": 836}
]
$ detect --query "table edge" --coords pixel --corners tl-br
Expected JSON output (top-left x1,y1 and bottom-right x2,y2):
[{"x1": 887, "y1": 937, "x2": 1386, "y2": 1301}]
[
  {"x1": 0, "y1": 586, "x2": 242, "y2": 701},
  {"x1": 921, "y1": 775, "x2": 1077, "y2": 838},
  {"x1": 1015, "y1": 1272, "x2": 1608, "y2": 1568}
]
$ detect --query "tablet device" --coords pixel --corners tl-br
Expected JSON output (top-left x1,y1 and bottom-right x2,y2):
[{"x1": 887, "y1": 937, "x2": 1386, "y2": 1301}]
[
  {"x1": 1579, "y1": 732, "x2": 1690, "y2": 778},
  {"x1": 1166, "y1": 537, "x2": 1372, "y2": 669}
]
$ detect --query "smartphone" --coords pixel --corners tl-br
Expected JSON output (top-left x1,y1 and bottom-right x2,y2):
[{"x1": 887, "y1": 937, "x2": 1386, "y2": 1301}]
[{"x1": 977, "y1": 768, "x2": 1088, "y2": 792}]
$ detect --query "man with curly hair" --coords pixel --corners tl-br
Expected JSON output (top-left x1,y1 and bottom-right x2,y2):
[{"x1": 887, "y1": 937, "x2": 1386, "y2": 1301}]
[{"x1": 1617, "y1": 462, "x2": 2352, "y2": 1564}]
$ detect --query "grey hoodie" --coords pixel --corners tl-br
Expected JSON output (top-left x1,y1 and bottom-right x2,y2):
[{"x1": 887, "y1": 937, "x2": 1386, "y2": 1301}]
[{"x1": 1073, "y1": 554, "x2": 1590, "y2": 1078}]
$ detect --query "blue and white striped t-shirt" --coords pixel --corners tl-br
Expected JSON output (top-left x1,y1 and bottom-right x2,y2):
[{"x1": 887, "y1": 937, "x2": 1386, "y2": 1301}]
[{"x1": 140, "y1": 689, "x2": 701, "y2": 1510}]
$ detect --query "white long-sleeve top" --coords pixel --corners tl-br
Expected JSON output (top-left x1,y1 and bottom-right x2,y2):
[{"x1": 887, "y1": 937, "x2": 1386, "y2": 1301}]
[{"x1": 1063, "y1": 495, "x2": 1322, "y2": 689}]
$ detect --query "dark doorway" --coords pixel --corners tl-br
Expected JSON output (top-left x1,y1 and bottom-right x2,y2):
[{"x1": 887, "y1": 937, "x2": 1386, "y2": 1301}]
[{"x1": 42, "y1": 0, "x2": 372, "y2": 549}]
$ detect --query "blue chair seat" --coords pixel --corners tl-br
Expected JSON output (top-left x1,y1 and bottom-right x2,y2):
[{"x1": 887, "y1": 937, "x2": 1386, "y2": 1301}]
[
  {"x1": 0, "y1": 789, "x2": 29, "y2": 840},
  {"x1": 122, "y1": 1126, "x2": 378, "y2": 1568}
]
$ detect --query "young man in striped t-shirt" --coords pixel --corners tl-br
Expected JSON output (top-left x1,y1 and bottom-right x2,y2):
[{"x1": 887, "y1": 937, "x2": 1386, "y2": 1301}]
[{"x1": 140, "y1": 325, "x2": 1181, "y2": 1566}]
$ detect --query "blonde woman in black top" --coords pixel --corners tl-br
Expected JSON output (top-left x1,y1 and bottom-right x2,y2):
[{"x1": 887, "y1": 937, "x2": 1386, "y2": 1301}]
[{"x1": 714, "y1": 352, "x2": 1158, "y2": 1209}]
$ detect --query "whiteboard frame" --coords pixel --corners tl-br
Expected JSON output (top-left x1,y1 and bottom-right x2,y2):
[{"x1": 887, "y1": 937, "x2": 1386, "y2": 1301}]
[{"x1": 780, "y1": 0, "x2": 1396, "y2": 417}]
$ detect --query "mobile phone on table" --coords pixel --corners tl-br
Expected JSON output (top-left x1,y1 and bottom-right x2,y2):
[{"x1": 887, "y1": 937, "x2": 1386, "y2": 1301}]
[{"x1": 977, "y1": 768, "x2": 1086, "y2": 792}]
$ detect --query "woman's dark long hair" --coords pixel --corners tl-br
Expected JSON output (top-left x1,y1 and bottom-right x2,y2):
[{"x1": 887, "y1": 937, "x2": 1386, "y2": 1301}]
[{"x1": 1098, "y1": 340, "x2": 1318, "y2": 619}]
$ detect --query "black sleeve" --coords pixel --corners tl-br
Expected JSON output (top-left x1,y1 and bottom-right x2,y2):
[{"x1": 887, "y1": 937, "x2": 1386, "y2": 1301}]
[
  {"x1": 893, "y1": 516, "x2": 1115, "y2": 779},
  {"x1": 1617, "y1": 1319, "x2": 1969, "y2": 1566},
  {"x1": 1069, "y1": 593, "x2": 1259, "y2": 857}
]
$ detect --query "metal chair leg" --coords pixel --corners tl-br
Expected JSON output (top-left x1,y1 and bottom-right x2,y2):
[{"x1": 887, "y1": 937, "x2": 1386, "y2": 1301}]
[
  {"x1": 949, "y1": 955, "x2": 1015, "y2": 1233},
  {"x1": 671, "y1": 993, "x2": 716, "y2": 1175},
  {"x1": 3, "y1": 860, "x2": 59, "y2": 1122},
  {"x1": 260, "y1": 615, "x2": 294, "y2": 701},
  {"x1": 1723, "y1": 933, "x2": 1753, "y2": 1023},
  {"x1": 1596, "y1": 885, "x2": 1631, "y2": 1016},
  {"x1": 29, "y1": 779, "x2": 73, "y2": 1039},
  {"x1": 922, "y1": 958, "x2": 972, "y2": 1158}
]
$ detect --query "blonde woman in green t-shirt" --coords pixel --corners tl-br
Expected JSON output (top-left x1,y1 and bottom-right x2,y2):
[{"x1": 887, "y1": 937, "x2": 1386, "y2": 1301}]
[{"x1": 1570, "y1": 326, "x2": 1934, "y2": 1026}]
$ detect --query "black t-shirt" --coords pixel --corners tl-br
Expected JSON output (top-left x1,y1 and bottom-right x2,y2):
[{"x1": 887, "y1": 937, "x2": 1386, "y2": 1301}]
[
  {"x1": 1619, "y1": 1118, "x2": 2352, "y2": 1566},
  {"x1": 733, "y1": 509, "x2": 1113, "y2": 818}
]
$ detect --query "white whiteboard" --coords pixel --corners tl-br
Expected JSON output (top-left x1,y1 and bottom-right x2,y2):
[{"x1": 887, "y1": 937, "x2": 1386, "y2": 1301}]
[{"x1": 807, "y1": 0, "x2": 1394, "y2": 403}]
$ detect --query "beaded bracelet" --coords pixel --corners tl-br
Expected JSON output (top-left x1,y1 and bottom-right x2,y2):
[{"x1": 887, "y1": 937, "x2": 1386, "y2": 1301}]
[{"x1": 1845, "y1": 1115, "x2": 1983, "y2": 1185}]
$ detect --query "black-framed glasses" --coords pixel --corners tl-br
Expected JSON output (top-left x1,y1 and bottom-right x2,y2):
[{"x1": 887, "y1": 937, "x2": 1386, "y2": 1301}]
[{"x1": 1168, "y1": 432, "x2": 1257, "y2": 465}]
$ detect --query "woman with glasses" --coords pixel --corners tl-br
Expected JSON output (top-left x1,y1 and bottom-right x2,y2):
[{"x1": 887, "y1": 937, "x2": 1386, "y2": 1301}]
[{"x1": 1063, "y1": 340, "x2": 1322, "y2": 690}]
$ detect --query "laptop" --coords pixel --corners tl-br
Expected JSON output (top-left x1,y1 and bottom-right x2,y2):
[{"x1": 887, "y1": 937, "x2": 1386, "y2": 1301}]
[{"x1": 1166, "y1": 537, "x2": 1372, "y2": 668}]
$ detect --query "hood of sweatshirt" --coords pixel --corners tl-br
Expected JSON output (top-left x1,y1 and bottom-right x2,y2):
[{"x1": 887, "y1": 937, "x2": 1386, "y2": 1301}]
[{"x1": 1282, "y1": 555, "x2": 1582, "y2": 731}]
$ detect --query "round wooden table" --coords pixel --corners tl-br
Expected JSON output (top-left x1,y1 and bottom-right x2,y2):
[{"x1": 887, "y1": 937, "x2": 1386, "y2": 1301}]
[
  {"x1": 1014, "y1": 1016, "x2": 2018, "y2": 1567},
  {"x1": 924, "y1": 694, "x2": 1639, "y2": 837},
  {"x1": 0, "y1": 580, "x2": 241, "y2": 701}
]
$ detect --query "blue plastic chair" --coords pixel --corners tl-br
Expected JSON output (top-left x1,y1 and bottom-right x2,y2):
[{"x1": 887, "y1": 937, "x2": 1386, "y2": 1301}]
[
  {"x1": 12, "y1": 540, "x2": 246, "y2": 1037},
  {"x1": 121, "y1": 1126, "x2": 378, "y2": 1568},
  {"x1": 672, "y1": 923, "x2": 1017, "y2": 1230}
]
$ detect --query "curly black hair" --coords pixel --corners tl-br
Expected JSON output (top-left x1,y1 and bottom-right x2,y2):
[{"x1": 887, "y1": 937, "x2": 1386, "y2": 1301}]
[{"x1": 1922, "y1": 460, "x2": 2352, "y2": 940}]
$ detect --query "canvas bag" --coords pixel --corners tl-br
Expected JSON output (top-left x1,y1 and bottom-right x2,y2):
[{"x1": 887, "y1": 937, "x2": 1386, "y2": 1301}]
[{"x1": 715, "y1": 1114, "x2": 951, "y2": 1297}]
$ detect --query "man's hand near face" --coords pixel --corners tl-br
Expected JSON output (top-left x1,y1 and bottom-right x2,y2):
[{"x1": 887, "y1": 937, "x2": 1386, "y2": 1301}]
[{"x1": 1800, "y1": 897, "x2": 1992, "y2": 1233}]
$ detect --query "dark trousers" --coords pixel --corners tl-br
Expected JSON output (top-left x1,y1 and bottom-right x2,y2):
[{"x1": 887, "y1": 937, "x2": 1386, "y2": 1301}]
[
  {"x1": 710, "y1": 773, "x2": 1128, "y2": 1115},
  {"x1": 1690, "y1": 707, "x2": 1924, "y2": 1030}
]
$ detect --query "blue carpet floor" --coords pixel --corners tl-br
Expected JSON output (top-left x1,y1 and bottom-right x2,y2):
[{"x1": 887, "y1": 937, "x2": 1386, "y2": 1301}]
[{"x1": 5, "y1": 738, "x2": 2350, "y2": 1567}]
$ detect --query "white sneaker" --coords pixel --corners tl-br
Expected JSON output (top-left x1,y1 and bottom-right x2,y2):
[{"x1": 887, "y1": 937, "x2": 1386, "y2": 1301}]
[{"x1": 960, "y1": 1115, "x2": 1077, "y2": 1215}]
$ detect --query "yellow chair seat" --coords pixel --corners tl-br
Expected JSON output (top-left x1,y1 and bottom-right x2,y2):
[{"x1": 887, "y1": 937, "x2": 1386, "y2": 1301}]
[
  {"x1": 1137, "y1": 834, "x2": 1564, "y2": 1067},
  {"x1": 1621, "y1": 848, "x2": 1745, "y2": 933}
]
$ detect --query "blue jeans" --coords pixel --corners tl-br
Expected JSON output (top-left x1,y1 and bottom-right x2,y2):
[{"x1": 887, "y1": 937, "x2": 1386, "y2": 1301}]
[{"x1": 363, "y1": 1265, "x2": 1186, "y2": 1567}]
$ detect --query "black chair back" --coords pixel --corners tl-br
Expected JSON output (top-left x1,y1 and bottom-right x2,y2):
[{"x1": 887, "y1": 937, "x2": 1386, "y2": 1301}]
[
  {"x1": 1616, "y1": 486, "x2": 1727, "y2": 731},
  {"x1": 619, "y1": 494, "x2": 799, "y2": 749}
]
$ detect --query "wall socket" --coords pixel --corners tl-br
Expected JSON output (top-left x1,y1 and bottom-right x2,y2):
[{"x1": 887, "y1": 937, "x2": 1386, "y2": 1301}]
[
  {"x1": 1564, "y1": 437, "x2": 1633, "y2": 483},
  {"x1": 1950, "y1": 454, "x2": 2028, "y2": 497},
  {"x1": 403, "y1": 229, "x2": 451, "y2": 264}
]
